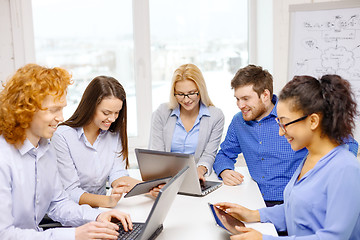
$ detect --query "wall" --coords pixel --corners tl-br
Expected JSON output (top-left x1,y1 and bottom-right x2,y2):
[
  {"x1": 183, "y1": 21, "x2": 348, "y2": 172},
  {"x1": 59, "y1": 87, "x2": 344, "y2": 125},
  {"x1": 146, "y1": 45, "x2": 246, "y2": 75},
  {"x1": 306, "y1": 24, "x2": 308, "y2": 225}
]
[
  {"x1": 249, "y1": 0, "x2": 274, "y2": 74},
  {"x1": 255, "y1": 0, "x2": 274, "y2": 73}
]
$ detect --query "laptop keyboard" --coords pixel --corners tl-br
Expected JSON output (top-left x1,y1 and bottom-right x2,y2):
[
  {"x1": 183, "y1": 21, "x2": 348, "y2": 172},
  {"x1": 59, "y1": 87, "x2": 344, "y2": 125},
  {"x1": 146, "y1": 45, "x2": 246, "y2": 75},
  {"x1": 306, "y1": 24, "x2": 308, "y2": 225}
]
[
  {"x1": 200, "y1": 180, "x2": 213, "y2": 191},
  {"x1": 200, "y1": 180, "x2": 222, "y2": 195},
  {"x1": 117, "y1": 223, "x2": 144, "y2": 240}
]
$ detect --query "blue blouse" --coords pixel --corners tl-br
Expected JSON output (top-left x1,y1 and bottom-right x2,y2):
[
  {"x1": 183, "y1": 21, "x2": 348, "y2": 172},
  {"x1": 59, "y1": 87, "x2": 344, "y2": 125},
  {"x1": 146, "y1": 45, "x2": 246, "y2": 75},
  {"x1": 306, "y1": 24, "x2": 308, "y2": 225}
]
[
  {"x1": 170, "y1": 102, "x2": 210, "y2": 155},
  {"x1": 259, "y1": 145, "x2": 360, "y2": 240}
]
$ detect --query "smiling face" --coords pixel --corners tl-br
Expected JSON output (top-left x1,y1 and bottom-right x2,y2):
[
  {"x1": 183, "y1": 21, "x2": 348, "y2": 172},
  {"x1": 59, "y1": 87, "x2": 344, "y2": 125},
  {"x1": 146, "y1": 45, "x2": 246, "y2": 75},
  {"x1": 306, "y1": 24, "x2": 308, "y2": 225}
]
[
  {"x1": 174, "y1": 79, "x2": 200, "y2": 112},
  {"x1": 26, "y1": 94, "x2": 67, "y2": 146},
  {"x1": 234, "y1": 85, "x2": 268, "y2": 121},
  {"x1": 91, "y1": 96, "x2": 123, "y2": 131},
  {"x1": 276, "y1": 100, "x2": 315, "y2": 151}
]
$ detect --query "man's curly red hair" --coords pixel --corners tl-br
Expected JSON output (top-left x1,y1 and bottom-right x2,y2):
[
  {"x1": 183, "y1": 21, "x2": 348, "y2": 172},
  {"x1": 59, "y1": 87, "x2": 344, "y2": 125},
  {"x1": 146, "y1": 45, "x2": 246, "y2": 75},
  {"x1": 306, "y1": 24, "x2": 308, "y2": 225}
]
[{"x1": 0, "y1": 64, "x2": 72, "y2": 146}]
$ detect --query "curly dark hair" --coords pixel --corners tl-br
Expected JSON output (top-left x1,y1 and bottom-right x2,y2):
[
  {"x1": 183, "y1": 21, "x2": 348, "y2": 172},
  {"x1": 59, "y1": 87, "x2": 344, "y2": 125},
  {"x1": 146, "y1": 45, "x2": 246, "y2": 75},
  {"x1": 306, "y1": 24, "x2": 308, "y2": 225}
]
[{"x1": 279, "y1": 75, "x2": 358, "y2": 144}]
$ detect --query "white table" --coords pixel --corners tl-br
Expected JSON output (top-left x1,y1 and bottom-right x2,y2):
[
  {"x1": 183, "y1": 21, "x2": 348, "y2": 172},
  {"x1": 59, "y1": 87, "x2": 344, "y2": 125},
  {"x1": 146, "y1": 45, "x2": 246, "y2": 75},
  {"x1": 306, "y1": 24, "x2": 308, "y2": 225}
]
[{"x1": 106, "y1": 167, "x2": 278, "y2": 239}]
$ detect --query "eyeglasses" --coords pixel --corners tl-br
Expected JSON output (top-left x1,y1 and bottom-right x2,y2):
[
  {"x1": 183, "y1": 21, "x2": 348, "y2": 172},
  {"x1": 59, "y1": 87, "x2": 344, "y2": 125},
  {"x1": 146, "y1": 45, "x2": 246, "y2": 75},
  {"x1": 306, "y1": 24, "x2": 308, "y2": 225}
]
[
  {"x1": 174, "y1": 92, "x2": 199, "y2": 100},
  {"x1": 275, "y1": 115, "x2": 308, "y2": 133}
]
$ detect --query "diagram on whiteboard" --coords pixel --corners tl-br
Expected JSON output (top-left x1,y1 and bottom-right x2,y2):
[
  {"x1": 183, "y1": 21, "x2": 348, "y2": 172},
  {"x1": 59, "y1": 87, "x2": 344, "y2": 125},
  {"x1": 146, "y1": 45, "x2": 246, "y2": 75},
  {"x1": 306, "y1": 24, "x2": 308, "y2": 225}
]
[
  {"x1": 288, "y1": 5, "x2": 360, "y2": 140},
  {"x1": 289, "y1": 9, "x2": 360, "y2": 82}
]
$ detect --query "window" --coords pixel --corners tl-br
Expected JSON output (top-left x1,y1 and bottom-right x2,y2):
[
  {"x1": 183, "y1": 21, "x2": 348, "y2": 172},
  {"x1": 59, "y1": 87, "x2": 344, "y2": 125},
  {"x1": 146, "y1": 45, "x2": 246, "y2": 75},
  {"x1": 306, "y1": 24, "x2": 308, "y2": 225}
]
[
  {"x1": 150, "y1": 0, "x2": 248, "y2": 126},
  {"x1": 31, "y1": 0, "x2": 249, "y2": 147},
  {"x1": 31, "y1": 0, "x2": 137, "y2": 136}
]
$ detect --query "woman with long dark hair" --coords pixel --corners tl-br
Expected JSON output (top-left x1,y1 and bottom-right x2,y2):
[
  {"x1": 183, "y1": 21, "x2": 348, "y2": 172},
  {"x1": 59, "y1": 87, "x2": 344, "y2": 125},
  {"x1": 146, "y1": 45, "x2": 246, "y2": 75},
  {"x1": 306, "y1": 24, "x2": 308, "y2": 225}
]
[{"x1": 52, "y1": 76, "x2": 139, "y2": 208}]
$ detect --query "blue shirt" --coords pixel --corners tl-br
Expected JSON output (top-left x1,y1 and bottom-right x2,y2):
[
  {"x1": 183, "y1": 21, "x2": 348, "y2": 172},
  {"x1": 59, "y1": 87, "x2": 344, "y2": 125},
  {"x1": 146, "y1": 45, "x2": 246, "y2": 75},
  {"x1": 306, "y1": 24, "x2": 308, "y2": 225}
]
[
  {"x1": 171, "y1": 102, "x2": 210, "y2": 155},
  {"x1": 259, "y1": 146, "x2": 360, "y2": 240},
  {"x1": 213, "y1": 95, "x2": 359, "y2": 201},
  {"x1": 0, "y1": 136, "x2": 101, "y2": 239},
  {"x1": 52, "y1": 126, "x2": 129, "y2": 203}
]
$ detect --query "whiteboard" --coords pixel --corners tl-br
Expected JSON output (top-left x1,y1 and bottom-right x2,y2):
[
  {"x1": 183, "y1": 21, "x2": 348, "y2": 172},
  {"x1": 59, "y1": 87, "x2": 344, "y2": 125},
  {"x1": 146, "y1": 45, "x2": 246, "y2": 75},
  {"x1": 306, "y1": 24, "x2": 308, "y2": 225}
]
[{"x1": 288, "y1": 1, "x2": 360, "y2": 143}]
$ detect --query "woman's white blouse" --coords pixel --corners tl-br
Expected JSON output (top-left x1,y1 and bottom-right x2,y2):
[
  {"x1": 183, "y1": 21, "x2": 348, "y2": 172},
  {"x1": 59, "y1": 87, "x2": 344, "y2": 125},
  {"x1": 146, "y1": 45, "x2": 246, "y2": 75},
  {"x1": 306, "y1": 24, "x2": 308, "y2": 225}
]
[
  {"x1": 0, "y1": 136, "x2": 101, "y2": 239},
  {"x1": 52, "y1": 125, "x2": 129, "y2": 203}
]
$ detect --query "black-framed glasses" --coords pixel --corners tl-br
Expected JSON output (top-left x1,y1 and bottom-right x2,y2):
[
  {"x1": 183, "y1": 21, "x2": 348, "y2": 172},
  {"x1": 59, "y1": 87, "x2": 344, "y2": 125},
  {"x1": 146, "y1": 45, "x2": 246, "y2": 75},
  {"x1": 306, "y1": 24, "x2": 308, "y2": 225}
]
[
  {"x1": 275, "y1": 115, "x2": 308, "y2": 133},
  {"x1": 174, "y1": 92, "x2": 199, "y2": 100}
]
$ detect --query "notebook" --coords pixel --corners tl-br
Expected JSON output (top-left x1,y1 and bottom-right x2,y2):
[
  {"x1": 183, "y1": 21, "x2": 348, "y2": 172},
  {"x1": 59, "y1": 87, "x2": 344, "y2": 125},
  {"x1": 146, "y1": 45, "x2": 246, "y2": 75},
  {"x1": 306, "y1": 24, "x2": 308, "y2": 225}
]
[
  {"x1": 135, "y1": 148, "x2": 222, "y2": 197},
  {"x1": 117, "y1": 166, "x2": 188, "y2": 240},
  {"x1": 208, "y1": 203, "x2": 245, "y2": 235}
]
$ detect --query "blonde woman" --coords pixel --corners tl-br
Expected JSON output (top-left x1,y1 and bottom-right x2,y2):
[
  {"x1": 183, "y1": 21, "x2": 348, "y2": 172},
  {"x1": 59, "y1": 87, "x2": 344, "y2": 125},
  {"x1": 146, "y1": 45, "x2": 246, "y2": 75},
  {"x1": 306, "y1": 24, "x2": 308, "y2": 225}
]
[{"x1": 149, "y1": 63, "x2": 224, "y2": 180}]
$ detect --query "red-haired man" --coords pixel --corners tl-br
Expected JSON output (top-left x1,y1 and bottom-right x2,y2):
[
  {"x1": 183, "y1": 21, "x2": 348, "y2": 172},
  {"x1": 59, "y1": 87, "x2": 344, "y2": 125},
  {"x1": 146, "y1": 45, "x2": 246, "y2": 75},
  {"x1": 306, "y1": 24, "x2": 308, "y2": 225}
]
[{"x1": 0, "y1": 64, "x2": 132, "y2": 239}]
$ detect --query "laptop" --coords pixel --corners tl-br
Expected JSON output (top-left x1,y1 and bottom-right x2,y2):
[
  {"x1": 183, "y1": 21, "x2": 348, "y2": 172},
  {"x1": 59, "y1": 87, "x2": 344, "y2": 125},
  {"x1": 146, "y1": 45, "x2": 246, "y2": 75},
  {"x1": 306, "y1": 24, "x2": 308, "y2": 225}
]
[
  {"x1": 117, "y1": 166, "x2": 188, "y2": 240},
  {"x1": 208, "y1": 203, "x2": 245, "y2": 235},
  {"x1": 135, "y1": 148, "x2": 222, "y2": 197}
]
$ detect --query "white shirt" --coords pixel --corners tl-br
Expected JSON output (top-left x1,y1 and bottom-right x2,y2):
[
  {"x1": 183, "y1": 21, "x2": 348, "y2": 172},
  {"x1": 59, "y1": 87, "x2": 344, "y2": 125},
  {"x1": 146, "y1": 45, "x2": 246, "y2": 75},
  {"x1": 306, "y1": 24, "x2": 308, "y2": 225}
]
[
  {"x1": 52, "y1": 125, "x2": 129, "y2": 203},
  {"x1": 0, "y1": 136, "x2": 101, "y2": 240}
]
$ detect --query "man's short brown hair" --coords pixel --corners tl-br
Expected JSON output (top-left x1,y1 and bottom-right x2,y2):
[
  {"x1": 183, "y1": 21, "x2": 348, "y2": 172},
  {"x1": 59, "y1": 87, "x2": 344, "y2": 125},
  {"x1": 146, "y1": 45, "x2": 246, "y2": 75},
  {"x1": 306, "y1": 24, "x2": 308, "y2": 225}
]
[{"x1": 231, "y1": 64, "x2": 273, "y2": 98}]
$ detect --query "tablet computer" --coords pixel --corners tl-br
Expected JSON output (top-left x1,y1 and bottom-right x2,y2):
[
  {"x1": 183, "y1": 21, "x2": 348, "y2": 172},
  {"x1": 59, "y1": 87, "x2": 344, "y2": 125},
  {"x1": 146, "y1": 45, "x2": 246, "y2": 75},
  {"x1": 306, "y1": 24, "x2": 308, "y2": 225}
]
[
  {"x1": 124, "y1": 177, "x2": 171, "y2": 198},
  {"x1": 208, "y1": 203, "x2": 245, "y2": 235}
]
